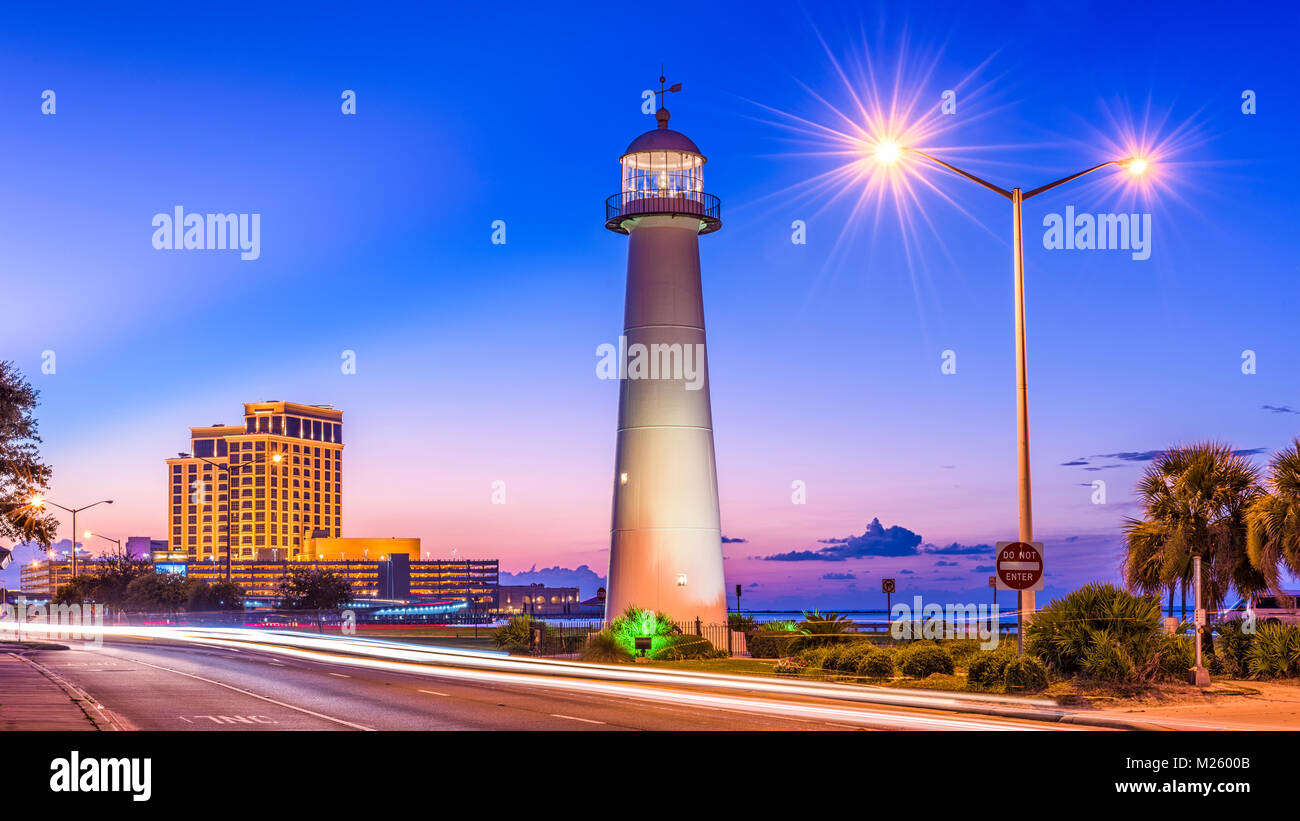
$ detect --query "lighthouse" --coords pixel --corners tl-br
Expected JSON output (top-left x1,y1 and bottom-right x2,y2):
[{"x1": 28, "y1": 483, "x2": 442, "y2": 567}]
[{"x1": 603, "y1": 81, "x2": 727, "y2": 627}]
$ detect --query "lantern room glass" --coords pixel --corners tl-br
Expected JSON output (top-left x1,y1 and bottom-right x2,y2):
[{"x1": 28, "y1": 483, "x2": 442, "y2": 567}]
[{"x1": 621, "y1": 150, "x2": 705, "y2": 203}]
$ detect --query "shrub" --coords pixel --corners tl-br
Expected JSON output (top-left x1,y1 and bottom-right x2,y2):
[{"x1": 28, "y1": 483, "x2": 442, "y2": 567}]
[
  {"x1": 1247, "y1": 623, "x2": 1300, "y2": 678},
  {"x1": 1078, "y1": 630, "x2": 1138, "y2": 682},
  {"x1": 654, "y1": 634, "x2": 726, "y2": 661},
  {"x1": 819, "y1": 644, "x2": 847, "y2": 672},
  {"x1": 581, "y1": 629, "x2": 633, "y2": 663},
  {"x1": 1004, "y1": 656, "x2": 1049, "y2": 692},
  {"x1": 493, "y1": 615, "x2": 545, "y2": 653},
  {"x1": 607, "y1": 606, "x2": 677, "y2": 657},
  {"x1": 826, "y1": 641, "x2": 877, "y2": 673},
  {"x1": 898, "y1": 644, "x2": 955, "y2": 678},
  {"x1": 1155, "y1": 634, "x2": 1195, "y2": 680},
  {"x1": 855, "y1": 648, "x2": 895, "y2": 680},
  {"x1": 748, "y1": 632, "x2": 801, "y2": 659},
  {"x1": 966, "y1": 648, "x2": 1016, "y2": 689},
  {"x1": 1214, "y1": 622, "x2": 1255, "y2": 678},
  {"x1": 773, "y1": 657, "x2": 805, "y2": 676},
  {"x1": 1026, "y1": 583, "x2": 1162, "y2": 675},
  {"x1": 944, "y1": 639, "x2": 985, "y2": 666},
  {"x1": 797, "y1": 646, "x2": 833, "y2": 669}
]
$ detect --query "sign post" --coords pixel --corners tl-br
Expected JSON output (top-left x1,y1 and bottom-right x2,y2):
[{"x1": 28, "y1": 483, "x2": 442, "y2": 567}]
[
  {"x1": 995, "y1": 541, "x2": 1044, "y2": 656},
  {"x1": 882, "y1": 578, "x2": 895, "y2": 627}
]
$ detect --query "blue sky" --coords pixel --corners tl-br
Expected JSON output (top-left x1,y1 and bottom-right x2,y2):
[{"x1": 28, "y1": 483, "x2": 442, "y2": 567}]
[{"x1": 1, "y1": 0, "x2": 1297, "y2": 607}]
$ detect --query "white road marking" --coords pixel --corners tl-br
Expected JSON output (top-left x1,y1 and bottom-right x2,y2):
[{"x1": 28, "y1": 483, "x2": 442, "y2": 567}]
[
  {"x1": 550, "y1": 713, "x2": 607, "y2": 725},
  {"x1": 328, "y1": 672, "x2": 351, "y2": 678},
  {"x1": 113, "y1": 654, "x2": 373, "y2": 730},
  {"x1": 418, "y1": 689, "x2": 450, "y2": 696}
]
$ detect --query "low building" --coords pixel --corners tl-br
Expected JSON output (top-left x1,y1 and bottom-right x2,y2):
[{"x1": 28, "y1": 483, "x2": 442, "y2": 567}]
[{"x1": 498, "y1": 584, "x2": 581, "y2": 616}]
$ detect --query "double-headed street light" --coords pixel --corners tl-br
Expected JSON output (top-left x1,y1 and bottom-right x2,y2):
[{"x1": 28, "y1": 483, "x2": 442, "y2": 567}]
[
  {"x1": 28, "y1": 495, "x2": 114, "y2": 578},
  {"x1": 177, "y1": 449, "x2": 284, "y2": 580},
  {"x1": 873, "y1": 142, "x2": 1150, "y2": 648}
]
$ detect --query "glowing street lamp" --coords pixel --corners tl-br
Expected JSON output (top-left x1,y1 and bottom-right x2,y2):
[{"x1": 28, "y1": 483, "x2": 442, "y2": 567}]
[
  {"x1": 84, "y1": 531, "x2": 123, "y2": 560},
  {"x1": 872, "y1": 143, "x2": 1150, "y2": 652},
  {"x1": 27, "y1": 496, "x2": 114, "y2": 578}
]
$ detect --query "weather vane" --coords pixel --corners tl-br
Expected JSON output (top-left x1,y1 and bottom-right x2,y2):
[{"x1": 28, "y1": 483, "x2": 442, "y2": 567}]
[{"x1": 654, "y1": 65, "x2": 681, "y2": 111}]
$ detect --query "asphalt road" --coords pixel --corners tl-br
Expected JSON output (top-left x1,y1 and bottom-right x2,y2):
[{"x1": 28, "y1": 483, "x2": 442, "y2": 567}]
[{"x1": 26, "y1": 636, "x2": 1075, "y2": 731}]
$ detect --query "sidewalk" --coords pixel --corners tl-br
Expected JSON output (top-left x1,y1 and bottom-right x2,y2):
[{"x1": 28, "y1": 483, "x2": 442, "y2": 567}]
[{"x1": 0, "y1": 647, "x2": 104, "y2": 730}]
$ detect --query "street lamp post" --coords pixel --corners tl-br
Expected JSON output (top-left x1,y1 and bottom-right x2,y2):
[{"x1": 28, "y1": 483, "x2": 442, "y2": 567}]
[
  {"x1": 83, "y1": 531, "x2": 123, "y2": 561},
  {"x1": 29, "y1": 496, "x2": 114, "y2": 579},
  {"x1": 178, "y1": 450, "x2": 283, "y2": 581},
  {"x1": 874, "y1": 143, "x2": 1148, "y2": 632}
]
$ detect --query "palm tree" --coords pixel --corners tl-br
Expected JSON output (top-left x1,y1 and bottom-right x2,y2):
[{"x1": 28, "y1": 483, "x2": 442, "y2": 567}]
[
  {"x1": 1122, "y1": 442, "x2": 1264, "y2": 616},
  {"x1": 1247, "y1": 439, "x2": 1300, "y2": 594}
]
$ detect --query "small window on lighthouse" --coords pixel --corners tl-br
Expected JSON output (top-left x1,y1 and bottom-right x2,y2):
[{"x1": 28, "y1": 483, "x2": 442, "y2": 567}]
[
  {"x1": 676, "y1": 573, "x2": 688, "y2": 587},
  {"x1": 619, "y1": 472, "x2": 628, "y2": 485}
]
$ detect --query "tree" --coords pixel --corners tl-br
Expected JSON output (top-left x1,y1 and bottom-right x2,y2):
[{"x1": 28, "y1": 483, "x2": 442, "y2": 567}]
[
  {"x1": 185, "y1": 579, "x2": 245, "y2": 612},
  {"x1": 1246, "y1": 439, "x2": 1300, "y2": 594},
  {"x1": 50, "y1": 556, "x2": 153, "y2": 612},
  {"x1": 1122, "y1": 443, "x2": 1265, "y2": 616},
  {"x1": 124, "y1": 572, "x2": 190, "y2": 613},
  {"x1": 277, "y1": 568, "x2": 352, "y2": 629},
  {"x1": 0, "y1": 361, "x2": 56, "y2": 546}
]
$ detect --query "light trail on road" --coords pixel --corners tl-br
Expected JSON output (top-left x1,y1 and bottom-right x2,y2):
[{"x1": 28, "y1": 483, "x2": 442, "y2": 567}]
[{"x1": 4, "y1": 621, "x2": 1083, "y2": 730}]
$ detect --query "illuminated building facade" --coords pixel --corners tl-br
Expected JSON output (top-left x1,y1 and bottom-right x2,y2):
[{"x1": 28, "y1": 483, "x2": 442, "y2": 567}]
[
  {"x1": 498, "y1": 584, "x2": 581, "y2": 616},
  {"x1": 163, "y1": 401, "x2": 344, "y2": 563}
]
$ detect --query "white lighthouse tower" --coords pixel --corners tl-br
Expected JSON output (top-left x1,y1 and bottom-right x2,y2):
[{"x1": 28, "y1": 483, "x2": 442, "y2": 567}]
[{"x1": 603, "y1": 80, "x2": 727, "y2": 627}]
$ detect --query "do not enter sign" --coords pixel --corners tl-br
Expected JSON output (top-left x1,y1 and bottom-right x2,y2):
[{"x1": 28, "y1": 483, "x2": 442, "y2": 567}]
[{"x1": 995, "y1": 541, "x2": 1044, "y2": 591}]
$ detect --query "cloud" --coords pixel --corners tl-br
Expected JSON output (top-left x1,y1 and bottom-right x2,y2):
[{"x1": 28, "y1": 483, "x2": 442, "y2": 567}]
[
  {"x1": 721, "y1": 535, "x2": 747, "y2": 543},
  {"x1": 763, "y1": 518, "x2": 922, "y2": 561},
  {"x1": 974, "y1": 564, "x2": 994, "y2": 572},
  {"x1": 1065, "y1": 447, "x2": 1267, "y2": 471},
  {"x1": 499, "y1": 564, "x2": 606, "y2": 598},
  {"x1": 1262, "y1": 405, "x2": 1300, "y2": 415},
  {"x1": 899, "y1": 569, "x2": 915, "y2": 575},
  {"x1": 924, "y1": 542, "x2": 992, "y2": 556},
  {"x1": 935, "y1": 560, "x2": 958, "y2": 567},
  {"x1": 821, "y1": 572, "x2": 856, "y2": 581}
]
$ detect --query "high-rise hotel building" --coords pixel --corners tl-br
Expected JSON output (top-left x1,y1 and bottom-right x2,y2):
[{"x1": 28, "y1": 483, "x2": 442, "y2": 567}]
[{"x1": 164, "y1": 401, "x2": 343, "y2": 562}]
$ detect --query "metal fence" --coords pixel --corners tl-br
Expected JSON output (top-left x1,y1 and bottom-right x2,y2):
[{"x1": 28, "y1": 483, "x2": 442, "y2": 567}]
[{"x1": 530, "y1": 620, "x2": 746, "y2": 657}]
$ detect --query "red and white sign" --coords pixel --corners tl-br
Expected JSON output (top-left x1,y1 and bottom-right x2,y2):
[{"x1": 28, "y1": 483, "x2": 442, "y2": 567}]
[{"x1": 995, "y1": 541, "x2": 1044, "y2": 591}]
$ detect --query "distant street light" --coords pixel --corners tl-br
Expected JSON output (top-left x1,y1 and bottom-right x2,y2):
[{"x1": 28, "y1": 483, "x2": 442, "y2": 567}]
[
  {"x1": 870, "y1": 142, "x2": 1150, "y2": 641},
  {"x1": 84, "y1": 531, "x2": 123, "y2": 561},
  {"x1": 29, "y1": 496, "x2": 114, "y2": 578}
]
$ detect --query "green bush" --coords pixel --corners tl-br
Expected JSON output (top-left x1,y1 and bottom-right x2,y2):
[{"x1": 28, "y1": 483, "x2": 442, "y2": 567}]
[
  {"x1": 1004, "y1": 656, "x2": 1049, "y2": 692},
  {"x1": 654, "y1": 634, "x2": 726, "y2": 660},
  {"x1": 1078, "y1": 630, "x2": 1138, "y2": 682},
  {"x1": 797, "y1": 646, "x2": 833, "y2": 669},
  {"x1": 773, "y1": 657, "x2": 805, "y2": 676},
  {"x1": 493, "y1": 615, "x2": 547, "y2": 653},
  {"x1": 1026, "y1": 583, "x2": 1162, "y2": 675},
  {"x1": 1247, "y1": 623, "x2": 1300, "y2": 678},
  {"x1": 1156, "y1": 634, "x2": 1195, "y2": 680},
  {"x1": 819, "y1": 644, "x2": 847, "y2": 672},
  {"x1": 944, "y1": 639, "x2": 985, "y2": 666},
  {"x1": 748, "y1": 632, "x2": 802, "y2": 658},
  {"x1": 897, "y1": 644, "x2": 955, "y2": 678},
  {"x1": 581, "y1": 629, "x2": 633, "y2": 663},
  {"x1": 966, "y1": 648, "x2": 1016, "y2": 689},
  {"x1": 855, "y1": 648, "x2": 895, "y2": 679},
  {"x1": 825, "y1": 641, "x2": 876, "y2": 673},
  {"x1": 1214, "y1": 622, "x2": 1255, "y2": 678}
]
